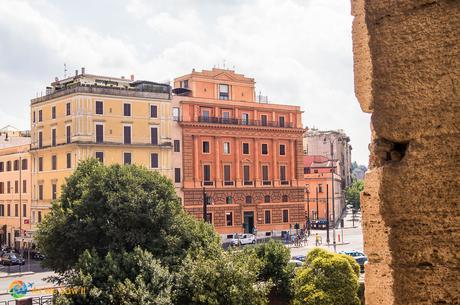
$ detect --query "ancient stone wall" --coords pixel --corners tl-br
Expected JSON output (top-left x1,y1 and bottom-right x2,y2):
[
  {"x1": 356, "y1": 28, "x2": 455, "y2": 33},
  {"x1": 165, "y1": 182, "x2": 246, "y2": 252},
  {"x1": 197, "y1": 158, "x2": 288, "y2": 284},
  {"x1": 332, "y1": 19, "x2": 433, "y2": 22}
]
[{"x1": 351, "y1": 0, "x2": 459, "y2": 304}]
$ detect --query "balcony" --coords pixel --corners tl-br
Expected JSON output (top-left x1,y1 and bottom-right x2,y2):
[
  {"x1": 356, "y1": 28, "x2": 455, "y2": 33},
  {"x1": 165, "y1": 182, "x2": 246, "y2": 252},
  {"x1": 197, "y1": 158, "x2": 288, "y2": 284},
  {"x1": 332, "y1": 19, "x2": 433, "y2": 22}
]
[
  {"x1": 197, "y1": 116, "x2": 295, "y2": 128},
  {"x1": 224, "y1": 180, "x2": 234, "y2": 186},
  {"x1": 203, "y1": 181, "x2": 214, "y2": 186},
  {"x1": 262, "y1": 180, "x2": 272, "y2": 186},
  {"x1": 243, "y1": 180, "x2": 254, "y2": 186},
  {"x1": 280, "y1": 180, "x2": 290, "y2": 186}
]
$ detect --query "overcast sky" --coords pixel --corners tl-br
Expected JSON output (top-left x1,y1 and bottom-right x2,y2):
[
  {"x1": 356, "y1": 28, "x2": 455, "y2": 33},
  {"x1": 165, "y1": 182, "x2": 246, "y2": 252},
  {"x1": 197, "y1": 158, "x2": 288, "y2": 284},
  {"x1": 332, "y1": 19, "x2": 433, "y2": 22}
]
[{"x1": 0, "y1": 0, "x2": 370, "y2": 165}]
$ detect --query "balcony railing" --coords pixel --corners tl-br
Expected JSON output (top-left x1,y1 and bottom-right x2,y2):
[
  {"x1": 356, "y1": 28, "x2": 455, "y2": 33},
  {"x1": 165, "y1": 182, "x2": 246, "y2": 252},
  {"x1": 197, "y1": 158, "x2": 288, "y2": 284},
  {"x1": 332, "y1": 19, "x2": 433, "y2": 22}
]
[
  {"x1": 224, "y1": 180, "x2": 234, "y2": 186},
  {"x1": 262, "y1": 180, "x2": 272, "y2": 186},
  {"x1": 243, "y1": 180, "x2": 254, "y2": 186},
  {"x1": 280, "y1": 180, "x2": 290, "y2": 186},
  {"x1": 197, "y1": 116, "x2": 295, "y2": 128},
  {"x1": 203, "y1": 181, "x2": 214, "y2": 186}
]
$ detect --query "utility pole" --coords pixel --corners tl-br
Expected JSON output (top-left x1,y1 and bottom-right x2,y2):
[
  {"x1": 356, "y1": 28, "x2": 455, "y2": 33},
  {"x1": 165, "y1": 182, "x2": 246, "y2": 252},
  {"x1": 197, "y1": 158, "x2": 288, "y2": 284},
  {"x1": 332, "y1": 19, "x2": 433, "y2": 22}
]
[
  {"x1": 315, "y1": 186, "x2": 319, "y2": 227},
  {"x1": 306, "y1": 190, "x2": 310, "y2": 236},
  {"x1": 330, "y1": 142, "x2": 337, "y2": 252},
  {"x1": 326, "y1": 184, "x2": 330, "y2": 244}
]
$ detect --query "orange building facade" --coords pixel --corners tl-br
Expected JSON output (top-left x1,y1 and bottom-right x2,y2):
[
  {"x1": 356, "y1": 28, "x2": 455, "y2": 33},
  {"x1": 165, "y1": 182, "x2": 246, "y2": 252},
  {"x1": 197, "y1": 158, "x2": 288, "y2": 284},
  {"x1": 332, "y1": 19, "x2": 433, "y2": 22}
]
[
  {"x1": 304, "y1": 155, "x2": 344, "y2": 224},
  {"x1": 174, "y1": 68, "x2": 306, "y2": 239}
]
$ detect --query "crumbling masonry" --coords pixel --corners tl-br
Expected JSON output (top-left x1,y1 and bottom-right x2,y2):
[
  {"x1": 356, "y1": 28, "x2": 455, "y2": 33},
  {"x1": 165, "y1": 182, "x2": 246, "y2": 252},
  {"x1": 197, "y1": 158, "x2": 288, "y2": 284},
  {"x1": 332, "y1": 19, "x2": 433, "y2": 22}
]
[{"x1": 351, "y1": 0, "x2": 459, "y2": 304}]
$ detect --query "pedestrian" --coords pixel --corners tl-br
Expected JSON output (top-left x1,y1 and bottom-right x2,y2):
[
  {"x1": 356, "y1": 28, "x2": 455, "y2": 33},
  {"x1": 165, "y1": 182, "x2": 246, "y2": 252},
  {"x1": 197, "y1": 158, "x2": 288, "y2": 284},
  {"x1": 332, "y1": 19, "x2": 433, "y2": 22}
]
[{"x1": 315, "y1": 233, "x2": 320, "y2": 246}]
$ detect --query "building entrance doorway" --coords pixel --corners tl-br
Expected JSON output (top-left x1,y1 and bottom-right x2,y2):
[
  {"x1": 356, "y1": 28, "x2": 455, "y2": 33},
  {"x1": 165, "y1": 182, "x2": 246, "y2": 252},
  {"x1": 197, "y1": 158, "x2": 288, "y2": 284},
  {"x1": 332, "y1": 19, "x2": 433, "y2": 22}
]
[{"x1": 243, "y1": 211, "x2": 254, "y2": 234}]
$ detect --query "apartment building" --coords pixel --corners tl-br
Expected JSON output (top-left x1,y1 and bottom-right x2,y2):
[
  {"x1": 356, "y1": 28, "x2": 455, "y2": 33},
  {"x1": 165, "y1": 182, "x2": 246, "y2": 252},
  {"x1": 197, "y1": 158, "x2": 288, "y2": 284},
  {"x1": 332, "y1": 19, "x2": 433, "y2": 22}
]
[
  {"x1": 303, "y1": 129, "x2": 353, "y2": 187},
  {"x1": 29, "y1": 69, "x2": 174, "y2": 228},
  {"x1": 304, "y1": 155, "x2": 344, "y2": 224},
  {"x1": 0, "y1": 127, "x2": 32, "y2": 249},
  {"x1": 173, "y1": 68, "x2": 306, "y2": 239}
]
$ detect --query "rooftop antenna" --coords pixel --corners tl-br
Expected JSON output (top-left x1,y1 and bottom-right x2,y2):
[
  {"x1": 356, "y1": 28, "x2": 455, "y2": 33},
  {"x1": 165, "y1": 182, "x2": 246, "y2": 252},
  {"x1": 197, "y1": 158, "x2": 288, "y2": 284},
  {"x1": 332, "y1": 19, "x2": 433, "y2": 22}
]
[{"x1": 64, "y1": 63, "x2": 67, "y2": 78}]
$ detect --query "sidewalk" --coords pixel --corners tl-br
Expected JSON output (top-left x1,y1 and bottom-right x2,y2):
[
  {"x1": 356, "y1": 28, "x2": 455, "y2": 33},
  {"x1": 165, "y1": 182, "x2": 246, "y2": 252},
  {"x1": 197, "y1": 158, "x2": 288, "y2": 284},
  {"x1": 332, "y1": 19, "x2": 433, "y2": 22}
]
[{"x1": 0, "y1": 271, "x2": 34, "y2": 279}]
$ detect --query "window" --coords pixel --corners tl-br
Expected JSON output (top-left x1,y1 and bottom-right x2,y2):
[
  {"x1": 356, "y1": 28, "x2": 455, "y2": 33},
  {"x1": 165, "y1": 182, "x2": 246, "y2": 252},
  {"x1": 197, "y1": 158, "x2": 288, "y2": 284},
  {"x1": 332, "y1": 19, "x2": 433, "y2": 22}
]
[
  {"x1": 174, "y1": 140, "x2": 180, "y2": 152},
  {"x1": 38, "y1": 110, "x2": 42, "y2": 122},
  {"x1": 95, "y1": 152, "x2": 104, "y2": 163},
  {"x1": 318, "y1": 184, "x2": 323, "y2": 193},
  {"x1": 66, "y1": 125, "x2": 71, "y2": 144},
  {"x1": 151, "y1": 153, "x2": 159, "y2": 168},
  {"x1": 280, "y1": 165, "x2": 287, "y2": 181},
  {"x1": 261, "y1": 143, "x2": 268, "y2": 155},
  {"x1": 242, "y1": 113, "x2": 249, "y2": 125},
  {"x1": 223, "y1": 142, "x2": 230, "y2": 154},
  {"x1": 279, "y1": 116, "x2": 285, "y2": 127},
  {"x1": 202, "y1": 141, "x2": 210, "y2": 153},
  {"x1": 66, "y1": 153, "x2": 71, "y2": 168},
  {"x1": 21, "y1": 159, "x2": 27, "y2": 170},
  {"x1": 51, "y1": 128, "x2": 56, "y2": 146},
  {"x1": 0, "y1": 161, "x2": 3, "y2": 172},
  {"x1": 314, "y1": 169, "x2": 318, "y2": 173},
  {"x1": 226, "y1": 196, "x2": 233, "y2": 204},
  {"x1": 222, "y1": 111, "x2": 230, "y2": 120},
  {"x1": 0, "y1": 204, "x2": 3, "y2": 216},
  {"x1": 123, "y1": 103, "x2": 131, "y2": 116},
  {"x1": 151, "y1": 127, "x2": 158, "y2": 145},
  {"x1": 0, "y1": 182, "x2": 3, "y2": 194},
  {"x1": 279, "y1": 144, "x2": 286, "y2": 156},
  {"x1": 96, "y1": 124, "x2": 104, "y2": 143},
  {"x1": 242, "y1": 143, "x2": 249, "y2": 154},
  {"x1": 15, "y1": 204, "x2": 18, "y2": 217},
  {"x1": 38, "y1": 185, "x2": 43, "y2": 200},
  {"x1": 51, "y1": 106, "x2": 56, "y2": 119},
  {"x1": 123, "y1": 152, "x2": 132, "y2": 165},
  {"x1": 182, "y1": 79, "x2": 189, "y2": 88},
  {"x1": 33, "y1": 111, "x2": 36, "y2": 123},
  {"x1": 174, "y1": 168, "x2": 181, "y2": 183},
  {"x1": 245, "y1": 196, "x2": 252, "y2": 204},
  {"x1": 304, "y1": 167, "x2": 310, "y2": 174},
  {"x1": 95, "y1": 101, "x2": 103, "y2": 115},
  {"x1": 66, "y1": 102, "x2": 71, "y2": 116},
  {"x1": 282, "y1": 210, "x2": 289, "y2": 223},
  {"x1": 52, "y1": 183, "x2": 57, "y2": 200},
  {"x1": 243, "y1": 165, "x2": 250, "y2": 182},
  {"x1": 265, "y1": 210, "x2": 271, "y2": 224},
  {"x1": 124, "y1": 126, "x2": 131, "y2": 144},
  {"x1": 38, "y1": 131, "x2": 43, "y2": 148},
  {"x1": 226, "y1": 212, "x2": 233, "y2": 226},
  {"x1": 264, "y1": 195, "x2": 270, "y2": 203},
  {"x1": 23, "y1": 204, "x2": 27, "y2": 218},
  {"x1": 38, "y1": 157, "x2": 43, "y2": 172},
  {"x1": 150, "y1": 105, "x2": 158, "y2": 118},
  {"x1": 51, "y1": 155, "x2": 57, "y2": 170},
  {"x1": 173, "y1": 107, "x2": 180, "y2": 121},
  {"x1": 14, "y1": 181, "x2": 18, "y2": 193},
  {"x1": 202, "y1": 110, "x2": 210, "y2": 120},
  {"x1": 13, "y1": 160, "x2": 19, "y2": 171},
  {"x1": 203, "y1": 165, "x2": 211, "y2": 182},
  {"x1": 262, "y1": 165, "x2": 269, "y2": 182},
  {"x1": 7, "y1": 204, "x2": 10, "y2": 216},
  {"x1": 38, "y1": 211, "x2": 42, "y2": 223},
  {"x1": 219, "y1": 84, "x2": 229, "y2": 100},
  {"x1": 22, "y1": 180, "x2": 26, "y2": 193},
  {"x1": 223, "y1": 165, "x2": 231, "y2": 182},
  {"x1": 282, "y1": 195, "x2": 289, "y2": 202},
  {"x1": 261, "y1": 114, "x2": 268, "y2": 126}
]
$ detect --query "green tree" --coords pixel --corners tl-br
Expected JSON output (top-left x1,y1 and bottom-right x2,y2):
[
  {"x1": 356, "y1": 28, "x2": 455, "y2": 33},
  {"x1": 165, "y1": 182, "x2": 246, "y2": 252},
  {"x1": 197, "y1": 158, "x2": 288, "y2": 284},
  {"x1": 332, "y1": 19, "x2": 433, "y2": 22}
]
[
  {"x1": 248, "y1": 240, "x2": 294, "y2": 298},
  {"x1": 36, "y1": 159, "x2": 219, "y2": 272},
  {"x1": 54, "y1": 247, "x2": 173, "y2": 305},
  {"x1": 291, "y1": 248, "x2": 360, "y2": 305},
  {"x1": 345, "y1": 179, "x2": 364, "y2": 209},
  {"x1": 173, "y1": 248, "x2": 271, "y2": 305}
]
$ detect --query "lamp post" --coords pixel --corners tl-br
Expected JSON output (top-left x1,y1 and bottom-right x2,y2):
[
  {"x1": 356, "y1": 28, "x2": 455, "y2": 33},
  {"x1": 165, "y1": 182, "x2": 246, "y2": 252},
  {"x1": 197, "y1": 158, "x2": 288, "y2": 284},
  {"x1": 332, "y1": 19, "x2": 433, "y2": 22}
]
[
  {"x1": 202, "y1": 187, "x2": 208, "y2": 223},
  {"x1": 306, "y1": 189, "x2": 310, "y2": 236},
  {"x1": 326, "y1": 184, "x2": 330, "y2": 244},
  {"x1": 324, "y1": 135, "x2": 343, "y2": 253},
  {"x1": 315, "y1": 186, "x2": 319, "y2": 226}
]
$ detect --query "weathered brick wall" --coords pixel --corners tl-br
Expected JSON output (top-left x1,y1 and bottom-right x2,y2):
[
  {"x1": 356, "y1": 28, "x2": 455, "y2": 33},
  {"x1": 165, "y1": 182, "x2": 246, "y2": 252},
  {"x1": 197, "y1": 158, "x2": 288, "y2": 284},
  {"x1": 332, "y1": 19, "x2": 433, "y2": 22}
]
[{"x1": 351, "y1": 0, "x2": 460, "y2": 304}]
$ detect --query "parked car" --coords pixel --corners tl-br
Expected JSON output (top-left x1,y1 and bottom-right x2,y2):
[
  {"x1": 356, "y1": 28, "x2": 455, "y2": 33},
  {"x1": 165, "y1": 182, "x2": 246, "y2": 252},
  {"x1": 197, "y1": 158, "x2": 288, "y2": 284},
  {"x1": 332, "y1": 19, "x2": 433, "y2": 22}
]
[
  {"x1": 292, "y1": 255, "x2": 306, "y2": 262},
  {"x1": 289, "y1": 259, "x2": 303, "y2": 267},
  {"x1": 338, "y1": 250, "x2": 368, "y2": 273},
  {"x1": 1, "y1": 253, "x2": 25, "y2": 266},
  {"x1": 229, "y1": 234, "x2": 256, "y2": 246},
  {"x1": 32, "y1": 252, "x2": 46, "y2": 260}
]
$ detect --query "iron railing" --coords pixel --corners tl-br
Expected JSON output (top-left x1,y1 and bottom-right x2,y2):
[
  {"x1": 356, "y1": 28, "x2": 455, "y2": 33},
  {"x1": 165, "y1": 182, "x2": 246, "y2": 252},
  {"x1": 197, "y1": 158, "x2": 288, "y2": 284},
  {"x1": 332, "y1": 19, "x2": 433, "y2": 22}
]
[{"x1": 197, "y1": 116, "x2": 294, "y2": 128}]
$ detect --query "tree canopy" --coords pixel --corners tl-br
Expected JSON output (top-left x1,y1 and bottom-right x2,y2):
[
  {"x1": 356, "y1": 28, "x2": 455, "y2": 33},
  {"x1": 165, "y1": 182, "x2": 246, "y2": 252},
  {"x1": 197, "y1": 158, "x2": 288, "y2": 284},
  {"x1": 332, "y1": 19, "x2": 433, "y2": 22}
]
[
  {"x1": 36, "y1": 159, "x2": 219, "y2": 272},
  {"x1": 291, "y1": 248, "x2": 360, "y2": 305},
  {"x1": 345, "y1": 179, "x2": 364, "y2": 209}
]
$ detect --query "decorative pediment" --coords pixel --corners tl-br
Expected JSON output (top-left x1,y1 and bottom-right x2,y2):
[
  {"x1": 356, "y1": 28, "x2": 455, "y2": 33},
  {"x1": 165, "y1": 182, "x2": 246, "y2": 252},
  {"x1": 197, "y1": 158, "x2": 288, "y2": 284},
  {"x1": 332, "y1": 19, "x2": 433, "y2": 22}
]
[{"x1": 214, "y1": 72, "x2": 235, "y2": 81}]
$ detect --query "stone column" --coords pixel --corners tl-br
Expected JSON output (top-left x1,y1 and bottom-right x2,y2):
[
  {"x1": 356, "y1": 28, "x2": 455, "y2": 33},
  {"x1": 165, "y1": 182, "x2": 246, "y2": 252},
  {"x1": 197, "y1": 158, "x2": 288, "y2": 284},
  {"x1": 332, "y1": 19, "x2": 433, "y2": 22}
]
[
  {"x1": 215, "y1": 136, "x2": 220, "y2": 186},
  {"x1": 193, "y1": 135, "x2": 199, "y2": 187}
]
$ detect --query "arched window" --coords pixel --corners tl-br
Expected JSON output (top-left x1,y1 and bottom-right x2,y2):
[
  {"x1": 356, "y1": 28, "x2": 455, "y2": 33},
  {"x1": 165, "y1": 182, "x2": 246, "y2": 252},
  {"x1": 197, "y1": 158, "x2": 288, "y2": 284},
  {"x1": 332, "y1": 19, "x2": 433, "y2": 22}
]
[{"x1": 264, "y1": 195, "x2": 271, "y2": 203}]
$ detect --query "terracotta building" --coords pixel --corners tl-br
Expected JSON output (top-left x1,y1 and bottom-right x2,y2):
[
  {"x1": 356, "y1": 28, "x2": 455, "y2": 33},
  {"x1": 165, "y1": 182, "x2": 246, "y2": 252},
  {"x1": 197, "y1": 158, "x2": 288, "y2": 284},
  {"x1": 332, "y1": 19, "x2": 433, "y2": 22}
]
[
  {"x1": 304, "y1": 155, "x2": 344, "y2": 224},
  {"x1": 173, "y1": 68, "x2": 306, "y2": 239},
  {"x1": 0, "y1": 126, "x2": 32, "y2": 249}
]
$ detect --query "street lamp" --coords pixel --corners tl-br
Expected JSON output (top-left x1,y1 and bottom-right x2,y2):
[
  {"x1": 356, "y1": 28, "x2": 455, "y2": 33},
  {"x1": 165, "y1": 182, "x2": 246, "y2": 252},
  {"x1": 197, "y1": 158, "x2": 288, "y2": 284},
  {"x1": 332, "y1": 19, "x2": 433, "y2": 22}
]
[
  {"x1": 323, "y1": 135, "x2": 343, "y2": 253},
  {"x1": 306, "y1": 189, "x2": 310, "y2": 236}
]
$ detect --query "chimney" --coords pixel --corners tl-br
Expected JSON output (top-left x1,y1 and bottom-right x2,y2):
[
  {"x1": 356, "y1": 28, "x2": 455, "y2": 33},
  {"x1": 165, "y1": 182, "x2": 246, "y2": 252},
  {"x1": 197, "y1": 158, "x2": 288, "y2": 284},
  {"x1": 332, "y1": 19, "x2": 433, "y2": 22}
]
[
  {"x1": 75, "y1": 70, "x2": 78, "y2": 76},
  {"x1": 130, "y1": 74, "x2": 134, "y2": 81},
  {"x1": 81, "y1": 67, "x2": 85, "y2": 75}
]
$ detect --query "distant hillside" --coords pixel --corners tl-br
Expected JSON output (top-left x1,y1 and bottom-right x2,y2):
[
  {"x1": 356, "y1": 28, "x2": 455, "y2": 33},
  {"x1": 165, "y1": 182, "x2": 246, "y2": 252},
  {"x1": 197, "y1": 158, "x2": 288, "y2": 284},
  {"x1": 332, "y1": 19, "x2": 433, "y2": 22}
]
[{"x1": 351, "y1": 161, "x2": 367, "y2": 180}]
